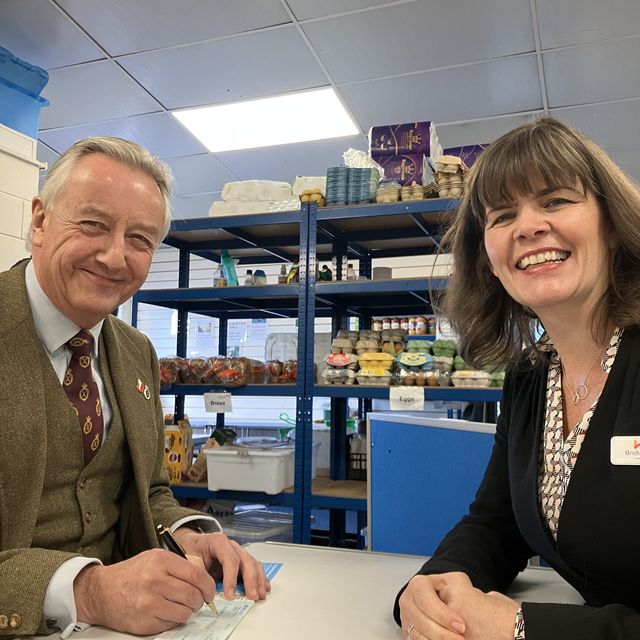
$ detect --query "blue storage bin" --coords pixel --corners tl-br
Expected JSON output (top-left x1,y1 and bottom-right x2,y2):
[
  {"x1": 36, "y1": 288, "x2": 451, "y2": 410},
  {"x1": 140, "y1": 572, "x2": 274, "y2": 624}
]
[{"x1": 0, "y1": 47, "x2": 49, "y2": 139}]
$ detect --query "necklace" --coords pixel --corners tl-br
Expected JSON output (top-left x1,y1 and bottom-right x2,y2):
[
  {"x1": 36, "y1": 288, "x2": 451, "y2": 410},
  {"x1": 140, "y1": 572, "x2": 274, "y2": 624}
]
[{"x1": 561, "y1": 350, "x2": 605, "y2": 406}]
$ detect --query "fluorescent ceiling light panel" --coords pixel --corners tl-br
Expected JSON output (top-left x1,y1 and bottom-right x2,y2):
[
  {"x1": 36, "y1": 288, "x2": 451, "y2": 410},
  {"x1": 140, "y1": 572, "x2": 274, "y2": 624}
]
[{"x1": 172, "y1": 88, "x2": 358, "y2": 152}]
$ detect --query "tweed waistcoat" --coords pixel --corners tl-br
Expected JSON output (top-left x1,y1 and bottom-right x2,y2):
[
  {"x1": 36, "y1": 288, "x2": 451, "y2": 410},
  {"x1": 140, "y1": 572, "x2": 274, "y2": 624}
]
[{"x1": 31, "y1": 339, "x2": 132, "y2": 563}]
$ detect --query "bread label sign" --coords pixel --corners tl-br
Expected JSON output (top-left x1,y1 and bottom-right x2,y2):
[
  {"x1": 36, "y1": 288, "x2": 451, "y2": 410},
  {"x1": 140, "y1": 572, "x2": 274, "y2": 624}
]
[{"x1": 204, "y1": 392, "x2": 233, "y2": 413}]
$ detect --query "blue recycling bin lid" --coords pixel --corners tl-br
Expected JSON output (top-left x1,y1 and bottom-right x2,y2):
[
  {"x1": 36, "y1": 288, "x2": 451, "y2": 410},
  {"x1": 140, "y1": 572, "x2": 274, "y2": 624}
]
[{"x1": 0, "y1": 47, "x2": 49, "y2": 100}]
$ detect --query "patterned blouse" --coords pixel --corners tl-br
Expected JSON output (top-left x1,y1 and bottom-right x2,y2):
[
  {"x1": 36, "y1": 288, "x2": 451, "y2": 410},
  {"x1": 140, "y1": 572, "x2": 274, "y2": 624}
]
[{"x1": 514, "y1": 328, "x2": 622, "y2": 639}]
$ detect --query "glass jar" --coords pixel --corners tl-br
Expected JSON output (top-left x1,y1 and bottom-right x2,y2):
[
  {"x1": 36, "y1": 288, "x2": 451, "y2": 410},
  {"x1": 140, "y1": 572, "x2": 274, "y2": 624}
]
[
  {"x1": 372, "y1": 318, "x2": 383, "y2": 332},
  {"x1": 415, "y1": 316, "x2": 427, "y2": 335},
  {"x1": 382, "y1": 317, "x2": 392, "y2": 331},
  {"x1": 408, "y1": 317, "x2": 417, "y2": 335},
  {"x1": 400, "y1": 317, "x2": 409, "y2": 332},
  {"x1": 391, "y1": 317, "x2": 401, "y2": 330}
]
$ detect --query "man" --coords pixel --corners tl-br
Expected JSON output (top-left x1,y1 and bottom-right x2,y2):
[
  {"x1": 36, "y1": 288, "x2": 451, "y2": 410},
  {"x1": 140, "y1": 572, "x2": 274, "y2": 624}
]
[{"x1": 0, "y1": 137, "x2": 269, "y2": 638}]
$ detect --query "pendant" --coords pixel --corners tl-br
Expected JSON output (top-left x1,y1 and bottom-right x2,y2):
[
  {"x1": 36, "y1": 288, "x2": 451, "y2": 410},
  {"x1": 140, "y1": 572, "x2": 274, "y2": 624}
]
[{"x1": 572, "y1": 383, "x2": 588, "y2": 405}]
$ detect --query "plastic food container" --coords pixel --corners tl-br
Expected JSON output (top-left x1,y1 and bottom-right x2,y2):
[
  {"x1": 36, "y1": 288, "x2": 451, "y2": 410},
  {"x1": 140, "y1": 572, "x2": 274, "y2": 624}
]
[{"x1": 204, "y1": 442, "x2": 320, "y2": 494}]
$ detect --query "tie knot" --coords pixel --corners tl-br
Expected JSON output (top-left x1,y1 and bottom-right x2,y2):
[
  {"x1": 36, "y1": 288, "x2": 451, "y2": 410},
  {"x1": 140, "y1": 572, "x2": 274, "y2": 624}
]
[{"x1": 67, "y1": 330, "x2": 94, "y2": 357}]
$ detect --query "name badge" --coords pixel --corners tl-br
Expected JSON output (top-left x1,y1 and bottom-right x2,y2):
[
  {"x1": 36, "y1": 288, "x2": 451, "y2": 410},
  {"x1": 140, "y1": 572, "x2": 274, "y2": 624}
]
[{"x1": 610, "y1": 436, "x2": 640, "y2": 465}]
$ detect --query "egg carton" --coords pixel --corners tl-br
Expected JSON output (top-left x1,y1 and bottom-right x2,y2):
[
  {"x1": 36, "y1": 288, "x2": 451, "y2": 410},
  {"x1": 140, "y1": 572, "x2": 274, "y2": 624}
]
[
  {"x1": 331, "y1": 337, "x2": 357, "y2": 354},
  {"x1": 356, "y1": 375, "x2": 393, "y2": 386},
  {"x1": 324, "y1": 353, "x2": 359, "y2": 369},
  {"x1": 356, "y1": 339, "x2": 380, "y2": 354},
  {"x1": 451, "y1": 371, "x2": 492, "y2": 387},
  {"x1": 375, "y1": 185, "x2": 401, "y2": 203},
  {"x1": 359, "y1": 330, "x2": 382, "y2": 340},
  {"x1": 321, "y1": 368, "x2": 357, "y2": 384},
  {"x1": 400, "y1": 182, "x2": 425, "y2": 201}
]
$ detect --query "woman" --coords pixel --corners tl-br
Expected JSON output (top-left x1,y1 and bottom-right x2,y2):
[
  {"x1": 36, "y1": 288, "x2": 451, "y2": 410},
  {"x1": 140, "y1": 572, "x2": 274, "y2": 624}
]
[{"x1": 395, "y1": 118, "x2": 640, "y2": 640}]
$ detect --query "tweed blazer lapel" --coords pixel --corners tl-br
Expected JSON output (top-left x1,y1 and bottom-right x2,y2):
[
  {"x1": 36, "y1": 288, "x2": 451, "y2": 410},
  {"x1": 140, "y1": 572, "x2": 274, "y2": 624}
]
[
  {"x1": 0, "y1": 263, "x2": 49, "y2": 550},
  {"x1": 99, "y1": 317, "x2": 160, "y2": 486}
]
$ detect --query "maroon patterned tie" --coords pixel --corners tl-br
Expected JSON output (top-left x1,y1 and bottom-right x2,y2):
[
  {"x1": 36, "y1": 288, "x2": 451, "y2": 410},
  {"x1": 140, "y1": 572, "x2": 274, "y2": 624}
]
[{"x1": 63, "y1": 330, "x2": 104, "y2": 465}]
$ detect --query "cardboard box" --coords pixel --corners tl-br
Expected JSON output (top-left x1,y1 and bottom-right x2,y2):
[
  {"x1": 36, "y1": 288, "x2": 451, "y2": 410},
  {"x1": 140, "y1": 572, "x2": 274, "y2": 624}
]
[
  {"x1": 163, "y1": 419, "x2": 193, "y2": 484},
  {"x1": 372, "y1": 154, "x2": 434, "y2": 186},
  {"x1": 443, "y1": 144, "x2": 490, "y2": 168},
  {"x1": 369, "y1": 121, "x2": 437, "y2": 156}
]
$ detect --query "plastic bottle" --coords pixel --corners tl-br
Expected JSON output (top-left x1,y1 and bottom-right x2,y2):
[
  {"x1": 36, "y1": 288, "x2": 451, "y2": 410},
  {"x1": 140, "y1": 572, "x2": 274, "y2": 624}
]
[
  {"x1": 213, "y1": 264, "x2": 226, "y2": 288},
  {"x1": 278, "y1": 264, "x2": 288, "y2": 284},
  {"x1": 287, "y1": 259, "x2": 300, "y2": 284},
  {"x1": 244, "y1": 269, "x2": 254, "y2": 286},
  {"x1": 220, "y1": 249, "x2": 238, "y2": 286}
]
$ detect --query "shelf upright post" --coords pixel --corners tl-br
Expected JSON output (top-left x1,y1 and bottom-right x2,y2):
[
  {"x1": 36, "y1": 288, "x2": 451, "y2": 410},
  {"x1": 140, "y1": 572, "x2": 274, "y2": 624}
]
[
  {"x1": 174, "y1": 246, "x2": 190, "y2": 421},
  {"x1": 293, "y1": 201, "x2": 315, "y2": 544},
  {"x1": 330, "y1": 235, "x2": 350, "y2": 546},
  {"x1": 360, "y1": 249, "x2": 372, "y2": 280},
  {"x1": 358, "y1": 250, "x2": 373, "y2": 424},
  {"x1": 216, "y1": 313, "x2": 228, "y2": 430}
]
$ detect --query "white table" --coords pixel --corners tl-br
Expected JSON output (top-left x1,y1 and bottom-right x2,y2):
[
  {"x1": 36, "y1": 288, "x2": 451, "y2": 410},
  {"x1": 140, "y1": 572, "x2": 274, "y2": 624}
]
[{"x1": 69, "y1": 542, "x2": 583, "y2": 640}]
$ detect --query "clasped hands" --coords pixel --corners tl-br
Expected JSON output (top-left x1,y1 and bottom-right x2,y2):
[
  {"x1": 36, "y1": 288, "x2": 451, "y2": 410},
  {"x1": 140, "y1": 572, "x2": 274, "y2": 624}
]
[
  {"x1": 399, "y1": 572, "x2": 520, "y2": 640},
  {"x1": 74, "y1": 527, "x2": 270, "y2": 635}
]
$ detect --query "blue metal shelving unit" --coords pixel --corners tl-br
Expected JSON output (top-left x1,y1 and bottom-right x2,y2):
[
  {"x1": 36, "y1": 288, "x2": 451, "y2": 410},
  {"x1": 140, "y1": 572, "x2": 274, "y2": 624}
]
[{"x1": 131, "y1": 198, "x2": 502, "y2": 546}]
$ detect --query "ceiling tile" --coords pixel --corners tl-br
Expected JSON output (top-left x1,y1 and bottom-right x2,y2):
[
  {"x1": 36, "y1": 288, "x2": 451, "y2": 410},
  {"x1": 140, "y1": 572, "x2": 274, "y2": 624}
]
[
  {"x1": 607, "y1": 147, "x2": 640, "y2": 181},
  {"x1": 436, "y1": 113, "x2": 541, "y2": 148},
  {"x1": 216, "y1": 135, "x2": 368, "y2": 182},
  {"x1": 172, "y1": 192, "x2": 221, "y2": 220},
  {"x1": 537, "y1": 0, "x2": 640, "y2": 49},
  {"x1": 163, "y1": 154, "x2": 238, "y2": 196},
  {"x1": 0, "y1": 0, "x2": 105, "y2": 69},
  {"x1": 550, "y1": 99, "x2": 640, "y2": 150},
  {"x1": 55, "y1": 0, "x2": 290, "y2": 56},
  {"x1": 288, "y1": 0, "x2": 393, "y2": 21},
  {"x1": 40, "y1": 61, "x2": 162, "y2": 129},
  {"x1": 302, "y1": 0, "x2": 534, "y2": 83},
  {"x1": 338, "y1": 56, "x2": 542, "y2": 129},
  {"x1": 39, "y1": 113, "x2": 207, "y2": 157},
  {"x1": 118, "y1": 26, "x2": 327, "y2": 109},
  {"x1": 544, "y1": 38, "x2": 640, "y2": 107}
]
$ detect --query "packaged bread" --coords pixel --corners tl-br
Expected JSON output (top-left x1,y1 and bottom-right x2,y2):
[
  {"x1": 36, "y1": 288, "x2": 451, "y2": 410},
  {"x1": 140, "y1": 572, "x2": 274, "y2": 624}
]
[
  {"x1": 178, "y1": 358, "x2": 208, "y2": 383},
  {"x1": 159, "y1": 357, "x2": 181, "y2": 389}
]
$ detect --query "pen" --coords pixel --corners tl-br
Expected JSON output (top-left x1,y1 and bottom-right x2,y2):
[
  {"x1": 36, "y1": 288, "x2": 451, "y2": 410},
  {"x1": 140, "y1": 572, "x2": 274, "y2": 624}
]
[{"x1": 157, "y1": 524, "x2": 219, "y2": 615}]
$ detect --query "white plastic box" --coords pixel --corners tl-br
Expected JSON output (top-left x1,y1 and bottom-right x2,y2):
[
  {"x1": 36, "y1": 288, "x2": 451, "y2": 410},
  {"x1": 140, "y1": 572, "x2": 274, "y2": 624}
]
[{"x1": 204, "y1": 442, "x2": 320, "y2": 494}]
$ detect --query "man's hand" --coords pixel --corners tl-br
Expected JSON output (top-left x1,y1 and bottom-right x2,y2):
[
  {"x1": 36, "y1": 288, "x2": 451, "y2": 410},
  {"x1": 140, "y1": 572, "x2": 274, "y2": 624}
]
[
  {"x1": 73, "y1": 549, "x2": 215, "y2": 635},
  {"x1": 399, "y1": 572, "x2": 469, "y2": 640},
  {"x1": 173, "y1": 528, "x2": 270, "y2": 602}
]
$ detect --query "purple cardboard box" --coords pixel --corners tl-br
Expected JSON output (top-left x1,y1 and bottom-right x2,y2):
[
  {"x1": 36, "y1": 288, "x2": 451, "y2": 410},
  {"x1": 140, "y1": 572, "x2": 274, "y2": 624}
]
[
  {"x1": 443, "y1": 144, "x2": 489, "y2": 168},
  {"x1": 372, "y1": 154, "x2": 432, "y2": 186},
  {"x1": 369, "y1": 121, "x2": 433, "y2": 156}
]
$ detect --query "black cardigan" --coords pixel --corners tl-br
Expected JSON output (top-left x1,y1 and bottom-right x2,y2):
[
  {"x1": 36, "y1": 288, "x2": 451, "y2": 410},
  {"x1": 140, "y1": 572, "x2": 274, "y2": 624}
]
[{"x1": 394, "y1": 327, "x2": 640, "y2": 639}]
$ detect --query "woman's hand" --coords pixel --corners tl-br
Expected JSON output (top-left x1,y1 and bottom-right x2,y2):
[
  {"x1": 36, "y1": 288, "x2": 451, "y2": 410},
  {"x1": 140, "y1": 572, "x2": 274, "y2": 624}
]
[
  {"x1": 438, "y1": 583, "x2": 520, "y2": 640},
  {"x1": 398, "y1": 572, "x2": 469, "y2": 639}
]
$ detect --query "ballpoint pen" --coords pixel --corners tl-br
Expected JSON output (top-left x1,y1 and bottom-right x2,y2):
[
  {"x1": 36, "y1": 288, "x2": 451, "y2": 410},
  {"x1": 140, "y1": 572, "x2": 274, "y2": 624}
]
[{"x1": 157, "y1": 524, "x2": 219, "y2": 615}]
